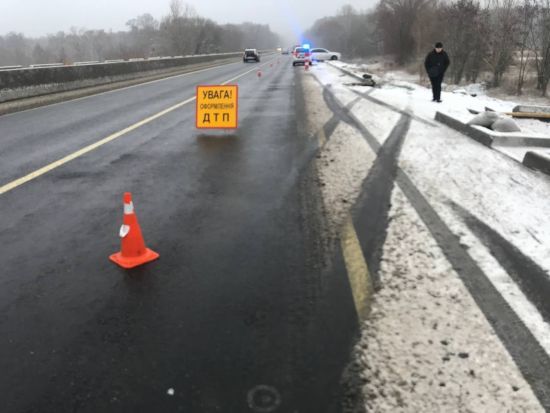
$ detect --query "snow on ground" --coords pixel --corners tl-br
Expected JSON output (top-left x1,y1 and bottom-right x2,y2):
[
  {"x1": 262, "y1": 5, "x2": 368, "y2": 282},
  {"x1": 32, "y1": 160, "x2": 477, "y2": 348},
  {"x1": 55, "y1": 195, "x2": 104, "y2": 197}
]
[
  {"x1": 401, "y1": 118, "x2": 550, "y2": 354},
  {"x1": 345, "y1": 187, "x2": 543, "y2": 413},
  {"x1": 330, "y1": 60, "x2": 550, "y2": 138},
  {"x1": 301, "y1": 75, "x2": 375, "y2": 234},
  {"x1": 303, "y1": 62, "x2": 550, "y2": 412}
]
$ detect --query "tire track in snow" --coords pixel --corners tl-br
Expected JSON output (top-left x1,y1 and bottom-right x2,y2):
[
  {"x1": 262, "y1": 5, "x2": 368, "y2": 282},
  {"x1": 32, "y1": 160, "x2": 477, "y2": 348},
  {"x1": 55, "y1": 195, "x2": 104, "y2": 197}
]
[{"x1": 326, "y1": 86, "x2": 550, "y2": 410}]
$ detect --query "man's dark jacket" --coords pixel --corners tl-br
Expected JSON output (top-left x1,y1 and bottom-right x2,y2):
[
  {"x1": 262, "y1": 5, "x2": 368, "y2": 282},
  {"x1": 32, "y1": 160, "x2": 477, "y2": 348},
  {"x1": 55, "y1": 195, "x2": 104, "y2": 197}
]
[{"x1": 424, "y1": 50, "x2": 450, "y2": 78}]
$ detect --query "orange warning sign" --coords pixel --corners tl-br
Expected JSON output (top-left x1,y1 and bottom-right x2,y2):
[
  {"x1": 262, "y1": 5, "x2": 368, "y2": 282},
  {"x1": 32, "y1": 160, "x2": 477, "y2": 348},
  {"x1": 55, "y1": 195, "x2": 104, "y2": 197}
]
[{"x1": 196, "y1": 85, "x2": 238, "y2": 129}]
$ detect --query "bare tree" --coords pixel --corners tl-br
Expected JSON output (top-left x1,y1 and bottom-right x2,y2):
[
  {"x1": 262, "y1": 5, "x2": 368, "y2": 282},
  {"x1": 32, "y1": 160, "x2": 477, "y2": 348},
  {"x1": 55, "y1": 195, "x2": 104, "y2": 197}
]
[
  {"x1": 304, "y1": 5, "x2": 379, "y2": 58},
  {"x1": 0, "y1": 0, "x2": 280, "y2": 66},
  {"x1": 441, "y1": 0, "x2": 483, "y2": 84},
  {"x1": 2, "y1": 32, "x2": 31, "y2": 65},
  {"x1": 515, "y1": 0, "x2": 537, "y2": 94},
  {"x1": 159, "y1": 1, "x2": 200, "y2": 55},
  {"x1": 219, "y1": 24, "x2": 244, "y2": 52},
  {"x1": 464, "y1": 8, "x2": 490, "y2": 83},
  {"x1": 483, "y1": 0, "x2": 521, "y2": 87},
  {"x1": 126, "y1": 14, "x2": 159, "y2": 57},
  {"x1": 529, "y1": 0, "x2": 550, "y2": 95},
  {"x1": 376, "y1": 0, "x2": 435, "y2": 64}
]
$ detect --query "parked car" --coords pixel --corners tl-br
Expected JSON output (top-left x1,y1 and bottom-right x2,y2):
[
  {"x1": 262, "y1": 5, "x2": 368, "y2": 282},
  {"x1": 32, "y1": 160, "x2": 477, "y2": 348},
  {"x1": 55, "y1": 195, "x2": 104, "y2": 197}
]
[
  {"x1": 243, "y1": 49, "x2": 260, "y2": 63},
  {"x1": 292, "y1": 46, "x2": 311, "y2": 66},
  {"x1": 310, "y1": 48, "x2": 341, "y2": 61}
]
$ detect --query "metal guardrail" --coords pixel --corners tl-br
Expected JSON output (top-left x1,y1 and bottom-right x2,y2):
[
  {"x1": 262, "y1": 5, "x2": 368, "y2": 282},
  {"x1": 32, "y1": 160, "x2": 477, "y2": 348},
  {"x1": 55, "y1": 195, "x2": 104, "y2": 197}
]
[
  {"x1": 0, "y1": 65, "x2": 23, "y2": 71},
  {"x1": 73, "y1": 61, "x2": 101, "y2": 66},
  {"x1": 28, "y1": 63, "x2": 65, "y2": 68}
]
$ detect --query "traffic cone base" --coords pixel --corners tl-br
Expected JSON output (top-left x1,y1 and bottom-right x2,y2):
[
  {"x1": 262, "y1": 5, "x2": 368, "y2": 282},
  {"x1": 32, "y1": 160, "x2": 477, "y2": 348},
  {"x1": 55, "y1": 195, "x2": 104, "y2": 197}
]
[{"x1": 110, "y1": 247, "x2": 159, "y2": 269}]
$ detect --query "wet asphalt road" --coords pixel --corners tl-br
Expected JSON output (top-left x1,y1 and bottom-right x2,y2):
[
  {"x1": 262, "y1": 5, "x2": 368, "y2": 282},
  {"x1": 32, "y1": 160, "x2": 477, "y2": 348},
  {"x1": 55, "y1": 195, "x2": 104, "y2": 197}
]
[{"x1": 0, "y1": 57, "x2": 359, "y2": 412}]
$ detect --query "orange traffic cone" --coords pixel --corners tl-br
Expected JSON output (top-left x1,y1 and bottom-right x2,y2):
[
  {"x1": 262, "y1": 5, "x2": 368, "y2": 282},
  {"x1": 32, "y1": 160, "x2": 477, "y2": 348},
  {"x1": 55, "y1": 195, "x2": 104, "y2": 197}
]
[
  {"x1": 257, "y1": 70, "x2": 262, "y2": 78},
  {"x1": 109, "y1": 192, "x2": 159, "y2": 269},
  {"x1": 305, "y1": 61, "x2": 310, "y2": 71}
]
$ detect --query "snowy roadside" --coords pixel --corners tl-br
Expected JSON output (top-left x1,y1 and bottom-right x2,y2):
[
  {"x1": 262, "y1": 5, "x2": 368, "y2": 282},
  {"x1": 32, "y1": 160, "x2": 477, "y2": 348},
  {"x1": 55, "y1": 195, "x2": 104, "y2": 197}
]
[
  {"x1": 301, "y1": 62, "x2": 550, "y2": 412},
  {"x1": 329, "y1": 60, "x2": 550, "y2": 138}
]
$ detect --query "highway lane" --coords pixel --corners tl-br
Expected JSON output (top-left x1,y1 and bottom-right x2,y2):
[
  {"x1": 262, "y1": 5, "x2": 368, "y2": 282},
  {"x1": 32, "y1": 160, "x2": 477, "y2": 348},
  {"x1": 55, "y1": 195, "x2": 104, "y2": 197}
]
[
  {"x1": 0, "y1": 57, "x2": 359, "y2": 412},
  {"x1": 0, "y1": 58, "x2": 263, "y2": 187}
]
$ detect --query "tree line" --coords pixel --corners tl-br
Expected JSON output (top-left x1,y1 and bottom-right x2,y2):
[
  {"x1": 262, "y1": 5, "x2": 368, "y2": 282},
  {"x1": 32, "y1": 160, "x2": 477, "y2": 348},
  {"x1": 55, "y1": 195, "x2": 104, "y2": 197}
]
[
  {"x1": 305, "y1": 0, "x2": 550, "y2": 96},
  {"x1": 0, "y1": 0, "x2": 279, "y2": 67}
]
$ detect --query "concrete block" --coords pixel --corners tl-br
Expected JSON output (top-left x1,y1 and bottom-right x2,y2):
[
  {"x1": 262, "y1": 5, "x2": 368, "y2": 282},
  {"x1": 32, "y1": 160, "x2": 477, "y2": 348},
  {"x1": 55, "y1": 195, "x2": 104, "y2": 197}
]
[
  {"x1": 523, "y1": 150, "x2": 550, "y2": 175},
  {"x1": 435, "y1": 111, "x2": 550, "y2": 148},
  {"x1": 434, "y1": 111, "x2": 493, "y2": 146}
]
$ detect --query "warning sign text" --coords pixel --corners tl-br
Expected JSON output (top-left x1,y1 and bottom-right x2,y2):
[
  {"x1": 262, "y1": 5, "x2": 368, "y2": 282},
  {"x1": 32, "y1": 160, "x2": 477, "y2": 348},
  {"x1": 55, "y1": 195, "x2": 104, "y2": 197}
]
[{"x1": 196, "y1": 85, "x2": 238, "y2": 129}]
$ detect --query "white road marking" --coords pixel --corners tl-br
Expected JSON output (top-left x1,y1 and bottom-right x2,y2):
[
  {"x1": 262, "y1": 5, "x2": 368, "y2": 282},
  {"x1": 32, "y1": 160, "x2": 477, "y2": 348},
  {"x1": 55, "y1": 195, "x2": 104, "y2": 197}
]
[{"x1": 0, "y1": 58, "x2": 277, "y2": 196}]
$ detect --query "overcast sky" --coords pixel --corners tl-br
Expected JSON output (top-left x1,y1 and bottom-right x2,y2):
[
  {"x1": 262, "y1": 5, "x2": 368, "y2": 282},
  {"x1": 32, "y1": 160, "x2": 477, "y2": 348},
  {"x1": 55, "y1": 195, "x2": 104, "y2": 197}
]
[{"x1": 0, "y1": 0, "x2": 375, "y2": 43}]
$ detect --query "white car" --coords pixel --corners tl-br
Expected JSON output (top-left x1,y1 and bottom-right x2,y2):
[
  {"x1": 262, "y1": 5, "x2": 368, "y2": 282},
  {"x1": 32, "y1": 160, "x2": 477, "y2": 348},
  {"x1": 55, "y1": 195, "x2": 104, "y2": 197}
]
[{"x1": 310, "y1": 48, "x2": 341, "y2": 61}]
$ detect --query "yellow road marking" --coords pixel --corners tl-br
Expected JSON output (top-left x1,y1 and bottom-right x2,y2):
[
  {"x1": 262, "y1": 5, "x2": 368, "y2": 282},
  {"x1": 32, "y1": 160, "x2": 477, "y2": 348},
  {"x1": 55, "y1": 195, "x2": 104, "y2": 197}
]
[
  {"x1": 341, "y1": 217, "x2": 372, "y2": 321},
  {"x1": 315, "y1": 120, "x2": 372, "y2": 322},
  {"x1": 0, "y1": 58, "x2": 277, "y2": 196}
]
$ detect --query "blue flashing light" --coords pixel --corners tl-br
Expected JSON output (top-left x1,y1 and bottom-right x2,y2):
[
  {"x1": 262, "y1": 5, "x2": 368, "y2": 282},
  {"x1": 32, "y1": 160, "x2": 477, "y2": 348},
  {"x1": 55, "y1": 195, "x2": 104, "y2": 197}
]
[{"x1": 302, "y1": 43, "x2": 310, "y2": 49}]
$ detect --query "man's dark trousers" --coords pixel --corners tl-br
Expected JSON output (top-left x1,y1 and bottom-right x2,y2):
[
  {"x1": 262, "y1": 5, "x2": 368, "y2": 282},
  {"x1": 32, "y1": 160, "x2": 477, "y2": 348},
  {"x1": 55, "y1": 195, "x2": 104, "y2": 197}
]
[{"x1": 430, "y1": 74, "x2": 444, "y2": 101}]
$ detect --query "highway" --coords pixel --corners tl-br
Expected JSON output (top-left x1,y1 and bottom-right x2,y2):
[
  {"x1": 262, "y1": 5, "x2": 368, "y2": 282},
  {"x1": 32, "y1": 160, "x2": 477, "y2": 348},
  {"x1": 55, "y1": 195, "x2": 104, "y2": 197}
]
[
  {"x1": 0, "y1": 56, "x2": 360, "y2": 412},
  {"x1": 4, "y1": 53, "x2": 550, "y2": 413}
]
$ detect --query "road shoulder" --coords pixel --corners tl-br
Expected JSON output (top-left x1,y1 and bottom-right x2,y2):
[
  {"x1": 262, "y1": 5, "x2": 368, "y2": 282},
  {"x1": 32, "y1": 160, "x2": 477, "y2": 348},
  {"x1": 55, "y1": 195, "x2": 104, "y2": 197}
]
[{"x1": 304, "y1": 62, "x2": 547, "y2": 412}]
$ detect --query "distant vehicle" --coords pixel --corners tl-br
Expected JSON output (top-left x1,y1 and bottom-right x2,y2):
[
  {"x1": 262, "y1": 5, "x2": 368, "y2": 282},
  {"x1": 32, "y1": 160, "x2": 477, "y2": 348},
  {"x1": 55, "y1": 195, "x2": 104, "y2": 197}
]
[
  {"x1": 243, "y1": 49, "x2": 260, "y2": 63},
  {"x1": 281, "y1": 48, "x2": 290, "y2": 55},
  {"x1": 310, "y1": 48, "x2": 341, "y2": 61},
  {"x1": 292, "y1": 46, "x2": 311, "y2": 66}
]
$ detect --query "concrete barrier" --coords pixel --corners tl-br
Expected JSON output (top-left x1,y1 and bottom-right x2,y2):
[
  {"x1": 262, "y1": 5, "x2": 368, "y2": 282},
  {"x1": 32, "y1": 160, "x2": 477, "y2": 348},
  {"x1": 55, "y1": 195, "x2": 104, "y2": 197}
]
[
  {"x1": 73, "y1": 61, "x2": 101, "y2": 66},
  {"x1": 0, "y1": 65, "x2": 23, "y2": 71},
  {"x1": 0, "y1": 52, "x2": 243, "y2": 103},
  {"x1": 435, "y1": 111, "x2": 550, "y2": 148},
  {"x1": 513, "y1": 105, "x2": 550, "y2": 114},
  {"x1": 29, "y1": 63, "x2": 64, "y2": 68},
  {"x1": 327, "y1": 61, "x2": 377, "y2": 86},
  {"x1": 523, "y1": 150, "x2": 550, "y2": 175},
  {"x1": 434, "y1": 111, "x2": 493, "y2": 146}
]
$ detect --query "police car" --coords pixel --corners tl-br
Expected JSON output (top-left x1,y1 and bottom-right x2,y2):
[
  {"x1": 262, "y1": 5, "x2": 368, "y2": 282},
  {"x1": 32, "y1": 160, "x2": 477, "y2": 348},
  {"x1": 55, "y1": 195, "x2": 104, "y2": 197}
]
[{"x1": 292, "y1": 45, "x2": 311, "y2": 67}]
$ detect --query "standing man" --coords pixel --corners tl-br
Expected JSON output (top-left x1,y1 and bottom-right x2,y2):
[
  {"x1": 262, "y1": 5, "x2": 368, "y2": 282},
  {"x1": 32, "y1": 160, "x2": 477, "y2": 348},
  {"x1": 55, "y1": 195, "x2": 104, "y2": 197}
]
[{"x1": 424, "y1": 42, "x2": 450, "y2": 102}]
